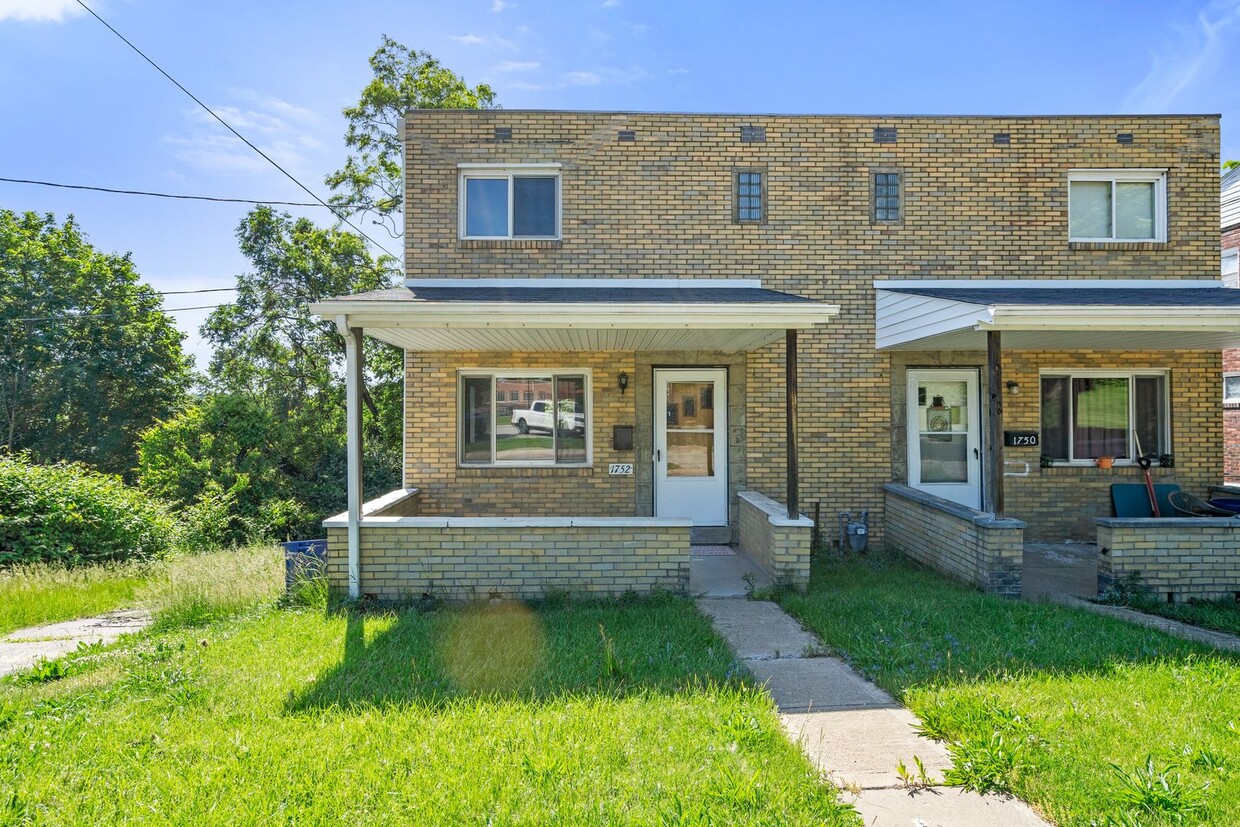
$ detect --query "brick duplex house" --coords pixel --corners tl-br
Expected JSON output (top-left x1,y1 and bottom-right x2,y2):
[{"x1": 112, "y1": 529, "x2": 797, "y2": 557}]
[
  {"x1": 313, "y1": 110, "x2": 1240, "y2": 602},
  {"x1": 1221, "y1": 166, "x2": 1240, "y2": 480}
]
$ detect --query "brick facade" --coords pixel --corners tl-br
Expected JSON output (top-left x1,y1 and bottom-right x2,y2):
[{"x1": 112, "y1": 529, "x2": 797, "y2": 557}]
[
  {"x1": 1097, "y1": 518, "x2": 1240, "y2": 602},
  {"x1": 325, "y1": 519, "x2": 690, "y2": 602},
  {"x1": 394, "y1": 110, "x2": 1221, "y2": 543},
  {"x1": 737, "y1": 491, "x2": 812, "y2": 587}
]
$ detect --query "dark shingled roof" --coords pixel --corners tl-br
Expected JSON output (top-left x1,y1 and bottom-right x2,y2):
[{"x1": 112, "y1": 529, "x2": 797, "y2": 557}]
[
  {"x1": 885, "y1": 286, "x2": 1240, "y2": 307},
  {"x1": 328, "y1": 286, "x2": 818, "y2": 304}
]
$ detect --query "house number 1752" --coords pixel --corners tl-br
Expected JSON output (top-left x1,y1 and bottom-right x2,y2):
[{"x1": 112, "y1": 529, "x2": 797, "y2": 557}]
[{"x1": 608, "y1": 464, "x2": 633, "y2": 475}]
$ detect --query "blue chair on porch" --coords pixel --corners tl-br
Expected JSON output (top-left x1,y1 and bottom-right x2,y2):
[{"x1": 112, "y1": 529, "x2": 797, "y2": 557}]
[{"x1": 1110, "y1": 483, "x2": 1181, "y2": 518}]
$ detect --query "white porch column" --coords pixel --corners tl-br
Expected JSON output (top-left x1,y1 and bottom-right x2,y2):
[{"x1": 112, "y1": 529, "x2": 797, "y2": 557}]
[{"x1": 342, "y1": 322, "x2": 363, "y2": 599}]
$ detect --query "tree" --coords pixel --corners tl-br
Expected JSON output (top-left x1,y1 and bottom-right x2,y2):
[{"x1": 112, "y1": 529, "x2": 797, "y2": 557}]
[
  {"x1": 0, "y1": 210, "x2": 191, "y2": 477},
  {"x1": 325, "y1": 36, "x2": 497, "y2": 234},
  {"x1": 1225, "y1": 160, "x2": 1239, "y2": 172}
]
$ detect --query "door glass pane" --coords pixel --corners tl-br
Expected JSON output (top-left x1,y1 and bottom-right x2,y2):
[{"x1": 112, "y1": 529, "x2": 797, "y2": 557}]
[
  {"x1": 667, "y1": 432, "x2": 715, "y2": 477},
  {"x1": 555, "y1": 375, "x2": 587, "y2": 463},
  {"x1": 916, "y1": 380, "x2": 968, "y2": 434},
  {"x1": 1116, "y1": 181, "x2": 1155, "y2": 239},
  {"x1": 919, "y1": 434, "x2": 968, "y2": 482},
  {"x1": 1073, "y1": 377, "x2": 1129, "y2": 459},
  {"x1": 460, "y1": 376, "x2": 492, "y2": 464},
  {"x1": 513, "y1": 176, "x2": 556, "y2": 237},
  {"x1": 497, "y1": 376, "x2": 553, "y2": 462},
  {"x1": 666, "y1": 382, "x2": 715, "y2": 430},
  {"x1": 465, "y1": 178, "x2": 509, "y2": 237},
  {"x1": 1069, "y1": 180, "x2": 1111, "y2": 238}
]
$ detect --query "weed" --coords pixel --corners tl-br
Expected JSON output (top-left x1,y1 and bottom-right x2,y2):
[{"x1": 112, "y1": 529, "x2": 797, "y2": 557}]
[
  {"x1": 1110, "y1": 755, "x2": 1207, "y2": 820},
  {"x1": 943, "y1": 732, "x2": 1018, "y2": 794},
  {"x1": 896, "y1": 755, "x2": 937, "y2": 790},
  {"x1": 599, "y1": 622, "x2": 622, "y2": 680},
  {"x1": 16, "y1": 657, "x2": 71, "y2": 685}
]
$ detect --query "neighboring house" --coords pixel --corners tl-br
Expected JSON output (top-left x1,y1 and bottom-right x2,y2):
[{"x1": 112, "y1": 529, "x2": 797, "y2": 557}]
[
  {"x1": 1221, "y1": 166, "x2": 1240, "y2": 482},
  {"x1": 314, "y1": 111, "x2": 1240, "y2": 603}
]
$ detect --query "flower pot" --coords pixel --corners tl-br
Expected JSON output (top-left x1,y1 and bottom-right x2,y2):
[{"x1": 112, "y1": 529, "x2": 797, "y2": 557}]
[{"x1": 1095, "y1": 456, "x2": 1115, "y2": 469}]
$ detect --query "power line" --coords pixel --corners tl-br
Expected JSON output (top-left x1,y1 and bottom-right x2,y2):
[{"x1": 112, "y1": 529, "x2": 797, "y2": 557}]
[
  {"x1": 0, "y1": 176, "x2": 359, "y2": 208},
  {"x1": 8, "y1": 304, "x2": 230, "y2": 324},
  {"x1": 157, "y1": 287, "x2": 236, "y2": 296},
  {"x1": 72, "y1": 0, "x2": 396, "y2": 259}
]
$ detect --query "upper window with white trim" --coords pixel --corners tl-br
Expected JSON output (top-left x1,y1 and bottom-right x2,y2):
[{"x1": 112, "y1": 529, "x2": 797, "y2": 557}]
[
  {"x1": 1068, "y1": 170, "x2": 1166, "y2": 242},
  {"x1": 1225, "y1": 373, "x2": 1240, "y2": 404},
  {"x1": 1040, "y1": 371, "x2": 1168, "y2": 463},
  {"x1": 1223, "y1": 248, "x2": 1239, "y2": 288},
  {"x1": 459, "y1": 165, "x2": 561, "y2": 240}
]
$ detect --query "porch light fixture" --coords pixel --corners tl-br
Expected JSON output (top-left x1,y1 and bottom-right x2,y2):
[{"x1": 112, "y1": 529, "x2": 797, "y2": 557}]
[
  {"x1": 617, "y1": 372, "x2": 629, "y2": 395},
  {"x1": 1006, "y1": 380, "x2": 1020, "y2": 394}
]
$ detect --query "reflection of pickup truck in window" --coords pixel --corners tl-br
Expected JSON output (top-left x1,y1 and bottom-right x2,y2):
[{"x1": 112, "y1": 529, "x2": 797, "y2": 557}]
[{"x1": 512, "y1": 400, "x2": 585, "y2": 434}]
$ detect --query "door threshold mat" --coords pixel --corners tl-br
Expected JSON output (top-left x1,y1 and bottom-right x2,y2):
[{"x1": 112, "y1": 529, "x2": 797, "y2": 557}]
[{"x1": 690, "y1": 545, "x2": 737, "y2": 556}]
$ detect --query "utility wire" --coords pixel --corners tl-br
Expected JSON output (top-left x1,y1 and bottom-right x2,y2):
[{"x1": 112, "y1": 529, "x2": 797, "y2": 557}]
[
  {"x1": 72, "y1": 0, "x2": 396, "y2": 259},
  {"x1": 9, "y1": 304, "x2": 231, "y2": 324},
  {"x1": 0, "y1": 176, "x2": 360, "y2": 208},
  {"x1": 157, "y1": 287, "x2": 237, "y2": 296}
]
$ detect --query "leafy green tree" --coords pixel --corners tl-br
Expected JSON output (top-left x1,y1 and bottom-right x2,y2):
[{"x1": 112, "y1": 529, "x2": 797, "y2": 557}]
[
  {"x1": 0, "y1": 210, "x2": 190, "y2": 477},
  {"x1": 1225, "y1": 160, "x2": 1239, "y2": 172},
  {"x1": 325, "y1": 36, "x2": 496, "y2": 233}
]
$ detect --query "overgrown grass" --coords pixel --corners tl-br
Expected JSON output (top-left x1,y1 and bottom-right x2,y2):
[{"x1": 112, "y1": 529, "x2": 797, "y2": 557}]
[
  {"x1": 777, "y1": 551, "x2": 1240, "y2": 826},
  {"x1": 1101, "y1": 576, "x2": 1240, "y2": 637},
  {"x1": 0, "y1": 562, "x2": 150, "y2": 635},
  {"x1": 0, "y1": 592, "x2": 856, "y2": 825}
]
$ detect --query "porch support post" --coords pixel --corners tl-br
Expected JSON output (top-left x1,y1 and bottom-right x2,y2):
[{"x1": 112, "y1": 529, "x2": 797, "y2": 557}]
[
  {"x1": 985, "y1": 330, "x2": 1004, "y2": 517},
  {"x1": 344, "y1": 324, "x2": 364, "y2": 599},
  {"x1": 786, "y1": 329, "x2": 799, "y2": 520}
]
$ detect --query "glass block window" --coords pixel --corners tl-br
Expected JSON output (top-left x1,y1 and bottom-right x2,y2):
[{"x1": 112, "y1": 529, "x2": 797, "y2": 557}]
[
  {"x1": 872, "y1": 172, "x2": 902, "y2": 223},
  {"x1": 735, "y1": 171, "x2": 764, "y2": 222}
]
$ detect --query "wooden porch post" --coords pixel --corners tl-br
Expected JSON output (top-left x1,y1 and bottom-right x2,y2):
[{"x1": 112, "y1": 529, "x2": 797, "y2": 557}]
[
  {"x1": 985, "y1": 330, "x2": 1004, "y2": 517},
  {"x1": 786, "y1": 329, "x2": 799, "y2": 520},
  {"x1": 344, "y1": 325, "x2": 364, "y2": 599}
]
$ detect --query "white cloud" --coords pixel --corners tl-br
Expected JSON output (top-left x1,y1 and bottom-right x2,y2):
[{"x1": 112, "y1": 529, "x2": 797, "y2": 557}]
[
  {"x1": 563, "y1": 71, "x2": 601, "y2": 86},
  {"x1": 600, "y1": 0, "x2": 621, "y2": 7},
  {"x1": 1126, "y1": 0, "x2": 1240, "y2": 111},
  {"x1": 448, "y1": 32, "x2": 516, "y2": 49},
  {"x1": 0, "y1": 0, "x2": 82, "y2": 22},
  {"x1": 491, "y1": 0, "x2": 509, "y2": 10},
  {"x1": 495, "y1": 60, "x2": 540, "y2": 72},
  {"x1": 164, "y1": 93, "x2": 323, "y2": 177}
]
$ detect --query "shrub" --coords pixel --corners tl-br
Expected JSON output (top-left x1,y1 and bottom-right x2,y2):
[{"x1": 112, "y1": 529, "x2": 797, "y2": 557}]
[{"x1": 0, "y1": 453, "x2": 175, "y2": 566}]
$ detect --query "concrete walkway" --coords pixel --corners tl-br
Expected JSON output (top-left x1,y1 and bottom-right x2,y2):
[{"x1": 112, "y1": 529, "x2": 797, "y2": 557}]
[
  {"x1": 0, "y1": 610, "x2": 151, "y2": 678},
  {"x1": 697, "y1": 593, "x2": 1049, "y2": 825}
]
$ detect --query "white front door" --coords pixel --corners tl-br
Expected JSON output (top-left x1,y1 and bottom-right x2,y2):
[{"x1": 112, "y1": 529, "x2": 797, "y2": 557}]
[
  {"x1": 654, "y1": 369, "x2": 728, "y2": 525},
  {"x1": 907, "y1": 369, "x2": 982, "y2": 509}
]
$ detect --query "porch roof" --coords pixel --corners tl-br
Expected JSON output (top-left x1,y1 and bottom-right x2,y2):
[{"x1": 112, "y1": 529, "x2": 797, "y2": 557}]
[
  {"x1": 875, "y1": 279, "x2": 1240, "y2": 350},
  {"x1": 310, "y1": 279, "x2": 839, "y2": 352}
]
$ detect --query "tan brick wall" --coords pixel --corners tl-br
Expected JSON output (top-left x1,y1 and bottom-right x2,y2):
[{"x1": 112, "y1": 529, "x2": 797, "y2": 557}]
[
  {"x1": 737, "y1": 491, "x2": 811, "y2": 587},
  {"x1": 885, "y1": 484, "x2": 1024, "y2": 596},
  {"x1": 404, "y1": 351, "x2": 638, "y2": 515},
  {"x1": 326, "y1": 521, "x2": 689, "y2": 601},
  {"x1": 1098, "y1": 519, "x2": 1240, "y2": 601},
  {"x1": 398, "y1": 111, "x2": 1220, "y2": 539}
]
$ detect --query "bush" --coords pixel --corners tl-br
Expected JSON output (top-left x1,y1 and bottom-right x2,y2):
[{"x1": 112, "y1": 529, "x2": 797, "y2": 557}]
[{"x1": 0, "y1": 453, "x2": 175, "y2": 566}]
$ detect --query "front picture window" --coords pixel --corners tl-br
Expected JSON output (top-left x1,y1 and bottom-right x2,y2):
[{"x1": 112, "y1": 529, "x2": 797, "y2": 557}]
[
  {"x1": 459, "y1": 371, "x2": 589, "y2": 466},
  {"x1": 1040, "y1": 372, "x2": 1167, "y2": 462}
]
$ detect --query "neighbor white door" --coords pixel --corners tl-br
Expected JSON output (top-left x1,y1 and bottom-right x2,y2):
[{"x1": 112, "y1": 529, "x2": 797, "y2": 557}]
[
  {"x1": 654, "y1": 369, "x2": 728, "y2": 525},
  {"x1": 907, "y1": 369, "x2": 982, "y2": 509}
]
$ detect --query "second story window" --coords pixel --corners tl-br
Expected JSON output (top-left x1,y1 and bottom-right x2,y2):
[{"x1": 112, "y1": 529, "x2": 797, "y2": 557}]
[
  {"x1": 459, "y1": 165, "x2": 561, "y2": 240},
  {"x1": 735, "y1": 171, "x2": 765, "y2": 222},
  {"x1": 1223, "y1": 248, "x2": 1239, "y2": 288},
  {"x1": 1068, "y1": 170, "x2": 1166, "y2": 242},
  {"x1": 872, "y1": 171, "x2": 902, "y2": 223}
]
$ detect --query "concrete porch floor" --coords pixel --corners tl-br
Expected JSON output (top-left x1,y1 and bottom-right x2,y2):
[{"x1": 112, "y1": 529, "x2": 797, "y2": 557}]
[
  {"x1": 689, "y1": 547, "x2": 771, "y2": 597},
  {"x1": 1022, "y1": 541, "x2": 1099, "y2": 601}
]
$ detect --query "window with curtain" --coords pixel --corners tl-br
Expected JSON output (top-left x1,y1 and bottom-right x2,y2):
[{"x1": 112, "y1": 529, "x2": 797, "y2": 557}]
[
  {"x1": 1067, "y1": 171, "x2": 1166, "y2": 242},
  {"x1": 1040, "y1": 372, "x2": 1167, "y2": 462}
]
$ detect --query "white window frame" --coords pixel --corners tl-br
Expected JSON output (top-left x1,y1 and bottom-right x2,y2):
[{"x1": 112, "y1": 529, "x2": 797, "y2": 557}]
[
  {"x1": 457, "y1": 163, "x2": 562, "y2": 241},
  {"x1": 1067, "y1": 169, "x2": 1167, "y2": 243},
  {"x1": 458, "y1": 368, "x2": 592, "y2": 467},
  {"x1": 1039, "y1": 368, "x2": 1170, "y2": 465},
  {"x1": 1223, "y1": 247, "x2": 1239, "y2": 288},
  {"x1": 1225, "y1": 372, "x2": 1240, "y2": 404}
]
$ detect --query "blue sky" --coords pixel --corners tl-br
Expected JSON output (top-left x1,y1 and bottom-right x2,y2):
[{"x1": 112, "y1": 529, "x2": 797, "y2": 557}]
[{"x1": 3, "y1": 0, "x2": 1240, "y2": 367}]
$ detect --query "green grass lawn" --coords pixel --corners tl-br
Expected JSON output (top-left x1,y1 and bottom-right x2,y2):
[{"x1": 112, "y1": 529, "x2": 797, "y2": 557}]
[
  {"x1": 1101, "y1": 583, "x2": 1240, "y2": 637},
  {"x1": 777, "y1": 552, "x2": 1240, "y2": 827},
  {"x1": 0, "y1": 564, "x2": 855, "y2": 825},
  {"x1": 0, "y1": 562, "x2": 151, "y2": 635}
]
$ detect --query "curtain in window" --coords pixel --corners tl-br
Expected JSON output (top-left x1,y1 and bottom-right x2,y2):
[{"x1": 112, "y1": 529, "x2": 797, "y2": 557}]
[
  {"x1": 1040, "y1": 377, "x2": 1070, "y2": 460},
  {"x1": 1069, "y1": 181, "x2": 1111, "y2": 238},
  {"x1": 1115, "y1": 182, "x2": 1155, "y2": 239},
  {"x1": 1072, "y1": 377, "x2": 1129, "y2": 458}
]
